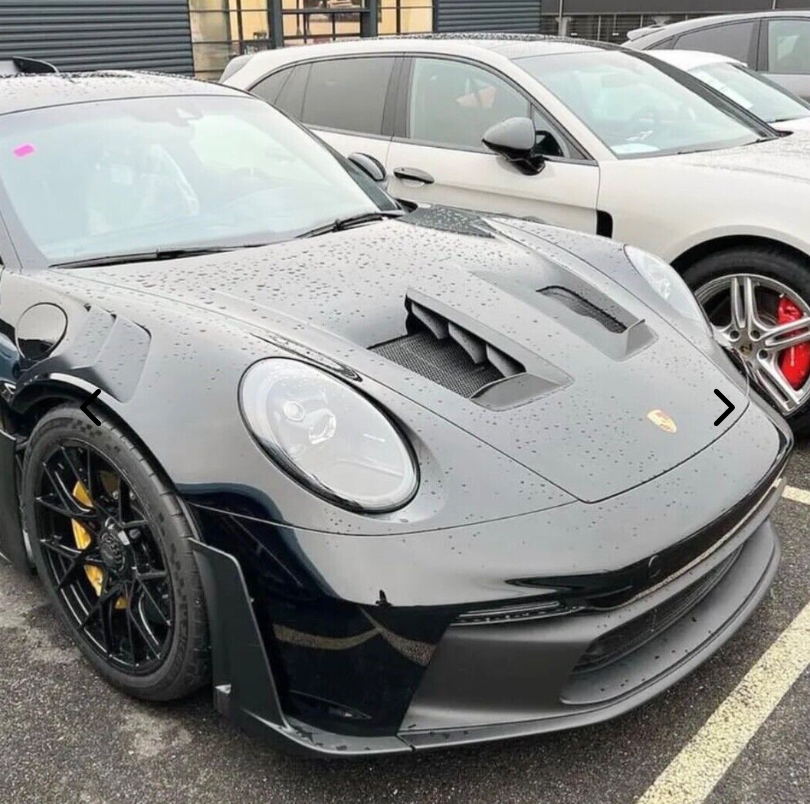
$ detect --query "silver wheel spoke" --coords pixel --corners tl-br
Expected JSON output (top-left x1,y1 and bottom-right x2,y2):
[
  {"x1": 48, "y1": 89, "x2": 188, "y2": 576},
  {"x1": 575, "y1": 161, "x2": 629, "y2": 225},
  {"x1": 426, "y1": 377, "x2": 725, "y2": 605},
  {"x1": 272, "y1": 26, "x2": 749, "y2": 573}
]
[
  {"x1": 729, "y1": 276, "x2": 747, "y2": 332},
  {"x1": 741, "y1": 277, "x2": 767, "y2": 336},
  {"x1": 762, "y1": 316, "x2": 810, "y2": 352},
  {"x1": 755, "y1": 357, "x2": 803, "y2": 413}
]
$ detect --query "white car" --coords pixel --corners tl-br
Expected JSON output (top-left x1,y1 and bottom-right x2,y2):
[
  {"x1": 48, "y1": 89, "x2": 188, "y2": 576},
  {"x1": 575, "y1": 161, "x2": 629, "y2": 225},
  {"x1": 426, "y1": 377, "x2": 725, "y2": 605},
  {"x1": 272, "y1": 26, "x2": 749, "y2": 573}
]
[
  {"x1": 224, "y1": 36, "x2": 810, "y2": 429},
  {"x1": 649, "y1": 50, "x2": 810, "y2": 133}
]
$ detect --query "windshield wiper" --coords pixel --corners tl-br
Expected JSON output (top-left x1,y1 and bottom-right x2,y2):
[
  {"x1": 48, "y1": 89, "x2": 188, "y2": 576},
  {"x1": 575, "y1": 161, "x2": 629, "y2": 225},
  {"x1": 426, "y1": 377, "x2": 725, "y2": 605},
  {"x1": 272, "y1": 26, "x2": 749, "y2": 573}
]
[
  {"x1": 297, "y1": 210, "x2": 405, "y2": 239},
  {"x1": 50, "y1": 245, "x2": 265, "y2": 270}
]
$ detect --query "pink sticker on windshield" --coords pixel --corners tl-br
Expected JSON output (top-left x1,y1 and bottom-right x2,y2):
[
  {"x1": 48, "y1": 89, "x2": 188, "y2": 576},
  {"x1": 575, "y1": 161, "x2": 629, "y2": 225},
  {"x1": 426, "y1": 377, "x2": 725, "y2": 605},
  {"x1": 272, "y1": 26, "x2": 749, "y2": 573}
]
[{"x1": 13, "y1": 143, "x2": 35, "y2": 158}]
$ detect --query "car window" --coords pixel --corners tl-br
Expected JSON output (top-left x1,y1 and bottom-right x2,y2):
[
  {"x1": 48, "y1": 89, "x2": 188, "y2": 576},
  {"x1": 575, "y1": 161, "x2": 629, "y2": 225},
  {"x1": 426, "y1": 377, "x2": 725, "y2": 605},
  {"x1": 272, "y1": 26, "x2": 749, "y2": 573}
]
[
  {"x1": 274, "y1": 64, "x2": 310, "y2": 119},
  {"x1": 691, "y1": 62, "x2": 810, "y2": 123},
  {"x1": 252, "y1": 67, "x2": 293, "y2": 106},
  {"x1": 768, "y1": 19, "x2": 810, "y2": 75},
  {"x1": 301, "y1": 57, "x2": 395, "y2": 135},
  {"x1": 674, "y1": 22, "x2": 756, "y2": 64},
  {"x1": 407, "y1": 58, "x2": 530, "y2": 151},
  {"x1": 0, "y1": 96, "x2": 393, "y2": 265},
  {"x1": 518, "y1": 50, "x2": 762, "y2": 158}
]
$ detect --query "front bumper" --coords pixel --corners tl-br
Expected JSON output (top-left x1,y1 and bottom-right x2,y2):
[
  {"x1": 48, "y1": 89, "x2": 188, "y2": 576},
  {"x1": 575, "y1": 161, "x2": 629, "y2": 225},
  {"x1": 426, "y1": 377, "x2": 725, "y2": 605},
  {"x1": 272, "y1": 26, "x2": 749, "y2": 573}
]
[{"x1": 190, "y1": 481, "x2": 784, "y2": 756}]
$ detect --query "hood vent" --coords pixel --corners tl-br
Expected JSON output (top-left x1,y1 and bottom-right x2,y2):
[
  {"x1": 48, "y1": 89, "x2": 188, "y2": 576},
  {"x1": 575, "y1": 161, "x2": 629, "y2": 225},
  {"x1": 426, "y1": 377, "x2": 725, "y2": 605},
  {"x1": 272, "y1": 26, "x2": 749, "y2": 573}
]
[
  {"x1": 540, "y1": 287, "x2": 626, "y2": 334},
  {"x1": 371, "y1": 300, "x2": 525, "y2": 400}
]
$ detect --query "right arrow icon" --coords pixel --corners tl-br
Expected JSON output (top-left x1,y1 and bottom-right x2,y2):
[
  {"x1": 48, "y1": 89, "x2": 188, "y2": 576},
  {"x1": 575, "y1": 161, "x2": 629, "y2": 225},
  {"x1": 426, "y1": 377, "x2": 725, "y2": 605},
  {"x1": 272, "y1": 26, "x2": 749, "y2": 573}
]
[{"x1": 713, "y1": 389, "x2": 735, "y2": 426}]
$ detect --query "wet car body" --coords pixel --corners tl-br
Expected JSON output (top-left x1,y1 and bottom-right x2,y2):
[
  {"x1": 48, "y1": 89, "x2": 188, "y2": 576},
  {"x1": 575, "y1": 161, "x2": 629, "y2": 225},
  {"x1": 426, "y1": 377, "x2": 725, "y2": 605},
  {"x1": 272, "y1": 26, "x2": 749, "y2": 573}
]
[{"x1": 0, "y1": 73, "x2": 792, "y2": 755}]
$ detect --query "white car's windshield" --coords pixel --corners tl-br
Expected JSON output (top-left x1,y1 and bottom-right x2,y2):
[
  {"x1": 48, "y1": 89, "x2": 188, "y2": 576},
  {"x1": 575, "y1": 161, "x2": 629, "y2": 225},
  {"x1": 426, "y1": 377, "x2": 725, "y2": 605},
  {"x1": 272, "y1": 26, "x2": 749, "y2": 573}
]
[
  {"x1": 0, "y1": 95, "x2": 392, "y2": 266},
  {"x1": 690, "y1": 62, "x2": 810, "y2": 124},
  {"x1": 516, "y1": 51, "x2": 766, "y2": 158}
]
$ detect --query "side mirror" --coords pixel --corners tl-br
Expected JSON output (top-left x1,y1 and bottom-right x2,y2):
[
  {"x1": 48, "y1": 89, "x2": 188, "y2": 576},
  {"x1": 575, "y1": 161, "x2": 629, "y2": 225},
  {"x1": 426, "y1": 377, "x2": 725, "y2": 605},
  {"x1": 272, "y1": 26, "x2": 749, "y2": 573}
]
[
  {"x1": 483, "y1": 117, "x2": 547, "y2": 176},
  {"x1": 348, "y1": 152, "x2": 388, "y2": 186}
]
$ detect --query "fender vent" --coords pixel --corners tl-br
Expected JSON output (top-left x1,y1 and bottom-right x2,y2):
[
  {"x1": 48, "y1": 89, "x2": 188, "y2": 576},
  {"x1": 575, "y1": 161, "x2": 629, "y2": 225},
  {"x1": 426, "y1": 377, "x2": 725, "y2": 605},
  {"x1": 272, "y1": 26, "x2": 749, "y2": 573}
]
[
  {"x1": 371, "y1": 301, "x2": 524, "y2": 398},
  {"x1": 540, "y1": 287, "x2": 626, "y2": 334}
]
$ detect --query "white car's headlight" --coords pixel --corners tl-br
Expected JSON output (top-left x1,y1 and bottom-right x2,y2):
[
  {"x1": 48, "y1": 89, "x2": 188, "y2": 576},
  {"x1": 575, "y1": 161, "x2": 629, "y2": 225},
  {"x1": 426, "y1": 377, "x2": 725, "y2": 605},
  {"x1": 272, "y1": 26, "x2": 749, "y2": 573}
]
[
  {"x1": 240, "y1": 359, "x2": 418, "y2": 512},
  {"x1": 625, "y1": 245, "x2": 709, "y2": 332}
]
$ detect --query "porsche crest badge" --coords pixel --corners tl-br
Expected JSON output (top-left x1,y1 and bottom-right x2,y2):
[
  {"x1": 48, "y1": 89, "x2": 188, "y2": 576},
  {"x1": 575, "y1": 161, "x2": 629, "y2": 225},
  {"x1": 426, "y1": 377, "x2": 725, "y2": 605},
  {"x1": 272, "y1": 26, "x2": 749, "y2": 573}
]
[{"x1": 647, "y1": 409, "x2": 677, "y2": 434}]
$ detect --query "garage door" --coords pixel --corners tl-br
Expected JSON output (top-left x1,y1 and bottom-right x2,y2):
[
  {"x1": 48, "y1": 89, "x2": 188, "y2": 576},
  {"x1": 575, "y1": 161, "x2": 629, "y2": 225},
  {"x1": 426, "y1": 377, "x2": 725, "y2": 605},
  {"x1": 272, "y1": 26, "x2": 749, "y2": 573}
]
[
  {"x1": 435, "y1": 0, "x2": 543, "y2": 33},
  {"x1": 0, "y1": 0, "x2": 193, "y2": 74}
]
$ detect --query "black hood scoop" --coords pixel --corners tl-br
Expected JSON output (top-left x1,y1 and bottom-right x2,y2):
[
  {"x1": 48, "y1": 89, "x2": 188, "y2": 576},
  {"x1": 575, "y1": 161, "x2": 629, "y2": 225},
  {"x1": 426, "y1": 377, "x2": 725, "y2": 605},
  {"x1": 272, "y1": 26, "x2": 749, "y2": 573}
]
[{"x1": 371, "y1": 292, "x2": 569, "y2": 411}]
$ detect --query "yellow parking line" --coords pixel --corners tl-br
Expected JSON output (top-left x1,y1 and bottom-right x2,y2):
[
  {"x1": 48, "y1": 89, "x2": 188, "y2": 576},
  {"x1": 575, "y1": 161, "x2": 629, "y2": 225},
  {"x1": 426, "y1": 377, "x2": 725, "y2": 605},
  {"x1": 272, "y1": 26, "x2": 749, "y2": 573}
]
[
  {"x1": 783, "y1": 485, "x2": 810, "y2": 506},
  {"x1": 635, "y1": 601, "x2": 810, "y2": 804}
]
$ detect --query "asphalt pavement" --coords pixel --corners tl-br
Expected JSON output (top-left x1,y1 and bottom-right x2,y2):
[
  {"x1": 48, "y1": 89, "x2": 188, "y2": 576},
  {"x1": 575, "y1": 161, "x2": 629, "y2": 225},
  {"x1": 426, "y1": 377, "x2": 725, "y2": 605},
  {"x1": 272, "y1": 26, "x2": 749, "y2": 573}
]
[{"x1": 1, "y1": 443, "x2": 809, "y2": 804}]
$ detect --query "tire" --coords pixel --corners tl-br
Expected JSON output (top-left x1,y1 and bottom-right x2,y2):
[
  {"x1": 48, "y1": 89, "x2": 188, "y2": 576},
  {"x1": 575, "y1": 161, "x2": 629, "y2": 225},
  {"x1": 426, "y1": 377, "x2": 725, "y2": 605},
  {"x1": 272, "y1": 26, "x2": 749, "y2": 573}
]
[
  {"x1": 22, "y1": 404, "x2": 210, "y2": 701},
  {"x1": 683, "y1": 245, "x2": 810, "y2": 434}
]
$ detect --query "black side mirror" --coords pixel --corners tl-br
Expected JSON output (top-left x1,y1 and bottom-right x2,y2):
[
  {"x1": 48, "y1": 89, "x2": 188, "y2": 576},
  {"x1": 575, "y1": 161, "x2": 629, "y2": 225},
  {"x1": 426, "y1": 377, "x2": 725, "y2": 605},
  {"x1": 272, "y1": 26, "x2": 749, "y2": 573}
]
[
  {"x1": 348, "y1": 152, "x2": 388, "y2": 186},
  {"x1": 483, "y1": 117, "x2": 548, "y2": 176}
]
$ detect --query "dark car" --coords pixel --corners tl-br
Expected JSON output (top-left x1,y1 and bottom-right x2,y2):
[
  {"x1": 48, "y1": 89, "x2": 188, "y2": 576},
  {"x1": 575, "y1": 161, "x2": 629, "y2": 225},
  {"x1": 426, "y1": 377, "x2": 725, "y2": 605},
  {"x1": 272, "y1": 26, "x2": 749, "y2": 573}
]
[
  {"x1": 0, "y1": 68, "x2": 792, "y2": 756},
  {"x1": 626, "y1": 11, "x2": 810, "y2": 101}
]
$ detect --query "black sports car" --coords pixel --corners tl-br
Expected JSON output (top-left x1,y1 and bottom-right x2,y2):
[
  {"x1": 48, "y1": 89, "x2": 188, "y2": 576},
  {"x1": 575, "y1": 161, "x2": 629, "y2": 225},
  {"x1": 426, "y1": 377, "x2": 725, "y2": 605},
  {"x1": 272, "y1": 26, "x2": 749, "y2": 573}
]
[{"x1": 0, "y1": 67, "x2": 792, "y2": 756}]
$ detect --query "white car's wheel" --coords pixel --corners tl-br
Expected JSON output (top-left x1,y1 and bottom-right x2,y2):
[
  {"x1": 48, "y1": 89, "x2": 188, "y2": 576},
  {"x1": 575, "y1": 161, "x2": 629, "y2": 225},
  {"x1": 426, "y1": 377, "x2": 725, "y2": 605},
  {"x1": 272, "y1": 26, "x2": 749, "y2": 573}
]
[{"x1": 685, "y1": 247, "x2": 810, "y2": 432}]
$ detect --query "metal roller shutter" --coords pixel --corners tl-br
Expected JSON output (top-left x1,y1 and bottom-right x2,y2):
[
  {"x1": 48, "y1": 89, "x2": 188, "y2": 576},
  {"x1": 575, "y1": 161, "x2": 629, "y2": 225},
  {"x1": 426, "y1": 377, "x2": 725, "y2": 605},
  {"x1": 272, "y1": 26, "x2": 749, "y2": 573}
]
[
  {"x1": 0, "y1": 0, "x2": 193, "y2": 75},
  {"x1": 435, "y1": 0, "x2": 543, "y2": 33}
]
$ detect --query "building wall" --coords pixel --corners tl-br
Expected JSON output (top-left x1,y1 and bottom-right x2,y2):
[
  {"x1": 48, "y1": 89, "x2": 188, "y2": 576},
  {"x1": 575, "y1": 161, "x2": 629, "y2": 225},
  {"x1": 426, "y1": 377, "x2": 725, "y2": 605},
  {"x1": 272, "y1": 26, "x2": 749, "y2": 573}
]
[
  {"x1": 436, "y1": 0, "x2": 543, "y2": 32},
  {"x1": 0, "y1": 0, "x2": 194, "y2": 74}
]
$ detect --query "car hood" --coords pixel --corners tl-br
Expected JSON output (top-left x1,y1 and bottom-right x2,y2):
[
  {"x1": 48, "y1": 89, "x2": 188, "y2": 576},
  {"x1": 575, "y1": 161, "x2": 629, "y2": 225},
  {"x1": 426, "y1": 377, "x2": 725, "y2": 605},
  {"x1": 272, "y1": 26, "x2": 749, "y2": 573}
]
[
  {"x1": 65, "y1": 209, "x2": 748, "y2": 503},
  {"x1": 772, "y1": 116, "x2": 810, "y2": 134},
  {"x1": 667, "y1": 130, "x2": 810, "y2": 183}
]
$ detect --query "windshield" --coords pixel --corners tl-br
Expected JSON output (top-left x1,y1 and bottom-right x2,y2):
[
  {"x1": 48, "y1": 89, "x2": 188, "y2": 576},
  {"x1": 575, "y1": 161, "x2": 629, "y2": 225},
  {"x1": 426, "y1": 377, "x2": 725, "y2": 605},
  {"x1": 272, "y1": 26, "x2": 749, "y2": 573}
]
[
  {"x1": 0, "y1": 95, "x2": 393, "y2": 266},
  {"x1": 690, "y1": 62, "x2": 810, "y2": 124},
  {"x1": 517, "y1": 51, "x2": 765, "y2": 158}
]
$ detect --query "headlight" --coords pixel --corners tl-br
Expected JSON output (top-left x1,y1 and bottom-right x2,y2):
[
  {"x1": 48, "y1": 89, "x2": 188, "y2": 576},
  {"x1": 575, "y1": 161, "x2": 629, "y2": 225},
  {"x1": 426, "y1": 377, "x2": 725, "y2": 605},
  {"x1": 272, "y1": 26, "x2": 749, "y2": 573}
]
[
  {"x1": 240, "y1": 359, "x2": 418, "y2": 512},
  {"x1": 625, "y1": 245, "x2": 709, "y2": 331}
]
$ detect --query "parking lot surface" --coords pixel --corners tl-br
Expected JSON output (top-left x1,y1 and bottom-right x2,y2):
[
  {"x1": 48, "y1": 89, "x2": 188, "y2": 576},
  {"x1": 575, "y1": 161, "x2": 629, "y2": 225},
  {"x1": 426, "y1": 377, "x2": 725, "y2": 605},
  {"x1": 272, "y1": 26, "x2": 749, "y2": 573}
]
[{"x1": 1, "y1": 444, "x2": 809, "y2": 804}]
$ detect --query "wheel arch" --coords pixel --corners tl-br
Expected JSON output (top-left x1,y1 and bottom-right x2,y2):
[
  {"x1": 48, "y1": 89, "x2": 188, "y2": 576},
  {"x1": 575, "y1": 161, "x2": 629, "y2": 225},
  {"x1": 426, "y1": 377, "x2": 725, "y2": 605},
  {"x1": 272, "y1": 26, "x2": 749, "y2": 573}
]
[
  {"x1": 672, "y1": 235, "x2": 810, "y2": 274},
  {"x1": 0, "y1": 376, "x2": 184, "y2": 571}
]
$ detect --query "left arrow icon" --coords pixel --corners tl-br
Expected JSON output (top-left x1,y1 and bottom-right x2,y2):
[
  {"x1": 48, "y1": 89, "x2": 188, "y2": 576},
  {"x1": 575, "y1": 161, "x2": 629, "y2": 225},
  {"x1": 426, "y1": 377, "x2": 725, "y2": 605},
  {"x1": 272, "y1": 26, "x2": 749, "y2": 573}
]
[
  {"x1": 713, "y1": 389, "x2": 735, "y2": 427},
  {"x1": 80, "y1": 389, "x2": 101, "y2": 425}
]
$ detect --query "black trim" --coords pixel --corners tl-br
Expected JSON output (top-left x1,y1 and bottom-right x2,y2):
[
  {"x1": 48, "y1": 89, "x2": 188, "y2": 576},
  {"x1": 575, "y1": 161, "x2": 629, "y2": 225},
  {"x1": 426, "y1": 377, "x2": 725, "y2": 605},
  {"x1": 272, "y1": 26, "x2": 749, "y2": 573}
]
[
  {"x1": 596, "y1": 210, "x2": 613, "y2": 239},
  {"x1": 191, "y1": 540, "x2": 287, "y2": 733},
  {"x1": 381, "y1": 56, "x2": 403, "y2": 138},
  {"x1": 750, "y1": 18, "x2": 763, "y2": 70},
  {"x1": 0, "y1": 427, "x2": 27, "y2": 572}
]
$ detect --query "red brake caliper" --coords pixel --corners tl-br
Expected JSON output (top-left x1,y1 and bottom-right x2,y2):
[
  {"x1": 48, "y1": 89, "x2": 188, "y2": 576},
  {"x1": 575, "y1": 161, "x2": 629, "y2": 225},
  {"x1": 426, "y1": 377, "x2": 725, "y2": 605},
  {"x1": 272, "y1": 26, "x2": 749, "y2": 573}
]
[{"x1": 777, "y1": 297, "x2": 810, "y2": 389}]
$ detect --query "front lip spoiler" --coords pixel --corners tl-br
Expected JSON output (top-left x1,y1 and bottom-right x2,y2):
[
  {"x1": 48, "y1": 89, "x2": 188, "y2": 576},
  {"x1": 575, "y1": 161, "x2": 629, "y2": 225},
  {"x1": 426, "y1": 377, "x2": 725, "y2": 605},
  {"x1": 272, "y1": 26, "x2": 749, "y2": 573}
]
[{"x1": 191, "y1": 514, "x2": 781, "y2": 757}]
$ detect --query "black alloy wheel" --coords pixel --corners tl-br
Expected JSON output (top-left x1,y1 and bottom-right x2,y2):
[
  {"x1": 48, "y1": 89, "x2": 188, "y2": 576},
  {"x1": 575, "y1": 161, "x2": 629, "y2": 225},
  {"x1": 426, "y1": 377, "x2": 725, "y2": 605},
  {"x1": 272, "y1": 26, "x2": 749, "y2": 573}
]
[{"x1": 23, "y1": 405, "x2": 210, "y2": 700}]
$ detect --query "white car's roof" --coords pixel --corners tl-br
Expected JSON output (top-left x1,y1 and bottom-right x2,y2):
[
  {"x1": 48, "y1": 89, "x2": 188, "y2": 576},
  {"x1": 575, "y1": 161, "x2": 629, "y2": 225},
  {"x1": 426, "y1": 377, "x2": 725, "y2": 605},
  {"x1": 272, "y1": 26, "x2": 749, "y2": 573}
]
[
  {"x1": 226, "y1": 34, "x2": 610, "y2": 76},
  {"x1": 648, "y1": 50, "x2": 742, "y2": 71}
]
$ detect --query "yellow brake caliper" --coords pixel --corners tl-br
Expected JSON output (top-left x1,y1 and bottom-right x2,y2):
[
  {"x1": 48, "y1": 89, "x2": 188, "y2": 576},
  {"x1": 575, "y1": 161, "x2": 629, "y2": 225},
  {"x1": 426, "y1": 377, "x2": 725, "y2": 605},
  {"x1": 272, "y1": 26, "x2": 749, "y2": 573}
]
[{"x1": 71, "y1": 481, "x2": 127, "y2": 610}]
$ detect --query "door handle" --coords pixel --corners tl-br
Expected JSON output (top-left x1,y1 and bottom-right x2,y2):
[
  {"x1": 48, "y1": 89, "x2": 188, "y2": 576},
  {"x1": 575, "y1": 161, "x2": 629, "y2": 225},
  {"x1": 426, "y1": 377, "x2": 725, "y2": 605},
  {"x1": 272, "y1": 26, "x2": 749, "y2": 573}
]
[{"x1": 393, "y1": 167, "x2": 435, "y2": 185}]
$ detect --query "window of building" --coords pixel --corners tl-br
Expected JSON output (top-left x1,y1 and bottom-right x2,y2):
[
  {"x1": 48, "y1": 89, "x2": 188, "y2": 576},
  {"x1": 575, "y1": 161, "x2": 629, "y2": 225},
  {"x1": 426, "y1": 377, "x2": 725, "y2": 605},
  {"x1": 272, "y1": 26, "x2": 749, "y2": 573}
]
[
  {"x1": 407, "y1": 58, "x2": 529, "y2": 151},
  {"x1": 302, "y1": 58, "x2": 395, "y2": 135},
  {"x1": 673, "y1": 22, "x2": 756, "y2": 65},
  {"x1": 190, "y1": 0, "x2": 432, "y2": 80},
  {"x1": 379, "y1": 0, "x2": 432, "y2": 36},
  {"x1": 768, "y1": 19, "x2": 810, "y2": 76}
]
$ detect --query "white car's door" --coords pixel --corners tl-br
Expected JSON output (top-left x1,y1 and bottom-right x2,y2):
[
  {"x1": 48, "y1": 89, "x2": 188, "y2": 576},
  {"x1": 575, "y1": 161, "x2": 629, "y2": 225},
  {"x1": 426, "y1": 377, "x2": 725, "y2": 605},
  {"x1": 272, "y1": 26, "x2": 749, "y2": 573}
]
[{"x1": 385, "y1": 57, "x2": 600, "y2": 232}]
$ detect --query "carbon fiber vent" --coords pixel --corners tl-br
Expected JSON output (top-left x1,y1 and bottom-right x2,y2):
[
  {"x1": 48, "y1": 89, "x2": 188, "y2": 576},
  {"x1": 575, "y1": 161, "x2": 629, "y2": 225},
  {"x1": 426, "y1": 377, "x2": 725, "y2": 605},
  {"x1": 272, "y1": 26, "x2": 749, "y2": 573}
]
[
  {"x1": 540, "y1": 287, "x2": 626, "y2": 334},
  {"x1": 371, "y1": 301, "x2": 524, "y2": 398}
]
